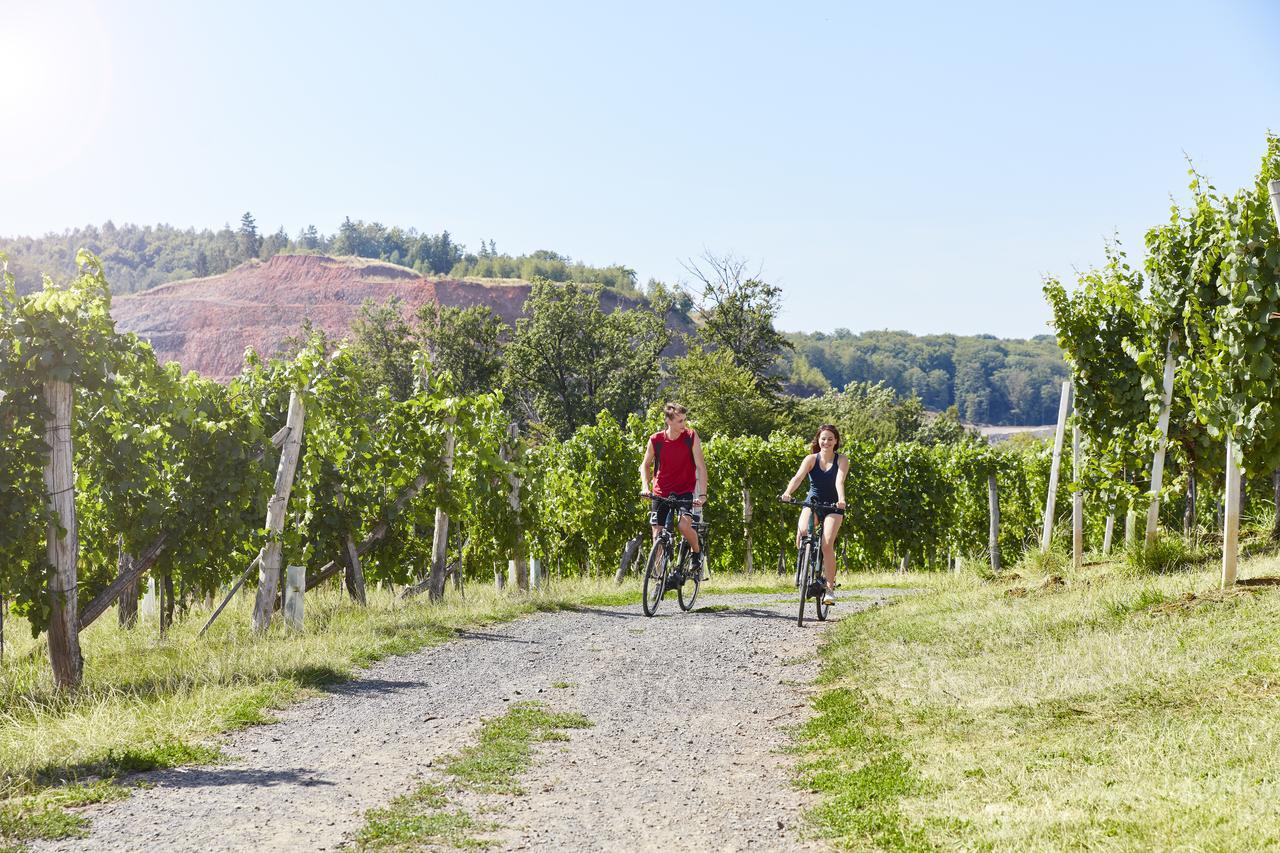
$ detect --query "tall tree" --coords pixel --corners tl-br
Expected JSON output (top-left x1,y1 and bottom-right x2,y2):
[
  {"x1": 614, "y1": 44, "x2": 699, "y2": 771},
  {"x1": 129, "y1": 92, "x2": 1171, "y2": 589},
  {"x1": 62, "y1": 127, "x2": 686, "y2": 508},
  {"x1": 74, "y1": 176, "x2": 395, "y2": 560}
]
[
  {"x1": 683, "y1": 252, "x2": 792, "y2": 397},
  {"x1": 415, "y1": 303, "x2": 507, "y2": 396},
  {"x1": 237, "y1": 211, "x2": 262, "y2": 261},
  {"x1": 503, "y1": 279, "x2": 670, "y2": 438},
  {"x1": 348, "y1": 298, "x2": 416, "y2": 400}
]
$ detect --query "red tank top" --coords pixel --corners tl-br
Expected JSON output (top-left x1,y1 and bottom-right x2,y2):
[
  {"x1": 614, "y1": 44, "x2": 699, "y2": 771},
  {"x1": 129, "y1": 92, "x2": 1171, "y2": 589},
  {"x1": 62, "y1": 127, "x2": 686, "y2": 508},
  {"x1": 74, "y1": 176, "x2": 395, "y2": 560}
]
[{"x1": 650, "y1": 429, "x2": 697, "y2": 496}]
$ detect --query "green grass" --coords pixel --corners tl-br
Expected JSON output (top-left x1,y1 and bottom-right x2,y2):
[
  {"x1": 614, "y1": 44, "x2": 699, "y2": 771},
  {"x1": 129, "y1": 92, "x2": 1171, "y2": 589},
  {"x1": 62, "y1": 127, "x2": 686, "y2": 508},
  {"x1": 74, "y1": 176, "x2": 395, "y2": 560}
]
[
  {"x1": 351, "y1": 781, "x2": 493, "y2": 851},
  {"x1": 351, "y1": 702, "x2": 591, "y2": 849},
  {"x1": 801, "y1": 561, "x2": 1280, "y2": 849},
  {"x1": 444, "y1": 702, "x2": 591, "y2": 795},
  {"x1": 0, "y1": 780, "x2": 128, "y2": 844}
]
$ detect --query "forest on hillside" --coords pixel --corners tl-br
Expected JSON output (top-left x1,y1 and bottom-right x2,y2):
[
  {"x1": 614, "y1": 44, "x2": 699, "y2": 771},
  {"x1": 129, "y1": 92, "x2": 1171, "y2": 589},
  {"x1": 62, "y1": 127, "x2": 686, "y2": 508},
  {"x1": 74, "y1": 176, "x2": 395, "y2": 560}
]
[
  {"x1": 783, "y1": 329, "x2": 1067, "y2": 425},
  {"x1": 0, "y1": 216, "x2": 1066, "y2": 424}
]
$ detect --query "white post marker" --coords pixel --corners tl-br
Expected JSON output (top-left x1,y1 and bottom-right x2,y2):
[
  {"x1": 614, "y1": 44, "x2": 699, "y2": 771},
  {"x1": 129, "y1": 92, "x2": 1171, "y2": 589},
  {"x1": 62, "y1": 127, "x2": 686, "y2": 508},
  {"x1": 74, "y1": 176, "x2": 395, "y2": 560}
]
[
  {"x1": 284, "y1": 565, "x2": 305, "y2": 630},
  {"x1": 1041, "y1": 380, "x2": 1072, "y2": 552},
  {"x1": 1072, "y1": 424, "x2": 1083, "y2": 570},
  {"x1": 1222, "y1": 437, "x2": 1242, "y2": 588},
  {"x1": 1146, "y1": 336, "x2": 1177, "y2": 545},
  {"x1": 1102, "y1": 513, "x2": 1115, "y2": 555},
  {"x1": 530, "y1": 558, "x2": 542, "y2": 589}
]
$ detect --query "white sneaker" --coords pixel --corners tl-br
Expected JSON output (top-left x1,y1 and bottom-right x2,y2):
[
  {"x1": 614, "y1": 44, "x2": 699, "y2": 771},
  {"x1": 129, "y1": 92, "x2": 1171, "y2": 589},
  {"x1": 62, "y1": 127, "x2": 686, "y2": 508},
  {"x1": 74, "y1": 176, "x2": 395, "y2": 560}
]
[{"x1": 822, "y1": 589, "x2": 836, "y2": 606}]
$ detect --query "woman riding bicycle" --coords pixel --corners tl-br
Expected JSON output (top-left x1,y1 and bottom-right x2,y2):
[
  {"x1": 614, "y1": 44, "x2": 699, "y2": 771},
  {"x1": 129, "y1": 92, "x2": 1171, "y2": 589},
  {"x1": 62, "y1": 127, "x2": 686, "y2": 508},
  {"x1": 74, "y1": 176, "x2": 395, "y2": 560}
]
[{"x1": 780, "y1": 424, "x2": 848, "y2": 606}]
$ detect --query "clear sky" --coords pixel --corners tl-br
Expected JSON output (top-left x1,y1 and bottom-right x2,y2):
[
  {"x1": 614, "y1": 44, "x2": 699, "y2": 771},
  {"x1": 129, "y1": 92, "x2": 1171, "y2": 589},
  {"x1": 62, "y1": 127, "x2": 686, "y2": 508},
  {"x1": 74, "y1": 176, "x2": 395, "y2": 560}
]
[{"x1": 3, "y1": 0, "x2": 1277, "y2": 337}]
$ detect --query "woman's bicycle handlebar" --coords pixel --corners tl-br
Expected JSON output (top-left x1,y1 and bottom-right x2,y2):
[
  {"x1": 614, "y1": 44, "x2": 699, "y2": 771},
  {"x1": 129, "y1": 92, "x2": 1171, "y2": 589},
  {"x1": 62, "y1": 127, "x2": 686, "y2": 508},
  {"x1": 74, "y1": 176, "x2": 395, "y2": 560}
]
[{"x1": 779, "y1": 496, "x2": 844, "y2": 514}]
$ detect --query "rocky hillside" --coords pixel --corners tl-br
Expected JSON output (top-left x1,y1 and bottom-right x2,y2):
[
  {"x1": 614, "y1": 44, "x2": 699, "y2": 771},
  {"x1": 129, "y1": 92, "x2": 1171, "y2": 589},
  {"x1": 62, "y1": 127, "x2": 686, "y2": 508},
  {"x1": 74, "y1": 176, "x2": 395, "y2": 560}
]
[{"x1": 111, "y1": 254, "x2": 673, "y2": 381}]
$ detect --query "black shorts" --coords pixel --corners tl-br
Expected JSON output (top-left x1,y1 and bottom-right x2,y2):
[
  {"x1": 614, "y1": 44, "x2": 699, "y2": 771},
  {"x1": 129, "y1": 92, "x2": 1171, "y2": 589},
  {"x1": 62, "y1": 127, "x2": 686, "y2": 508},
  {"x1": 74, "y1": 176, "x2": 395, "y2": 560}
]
[{"x1": 649, "y1": 492, "x2": 694, "y2": 529}]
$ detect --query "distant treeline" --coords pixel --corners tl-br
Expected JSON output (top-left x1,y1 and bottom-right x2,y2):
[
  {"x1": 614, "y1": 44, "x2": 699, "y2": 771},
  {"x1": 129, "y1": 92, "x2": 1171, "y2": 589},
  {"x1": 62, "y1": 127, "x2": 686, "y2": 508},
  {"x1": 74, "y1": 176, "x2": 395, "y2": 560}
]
[
  {"x1": 783, "y1": 329, "x2": 1067, "y2": 426},
  {"x1": 0, "y1": 214, "x2": 639, "y2": 296}
]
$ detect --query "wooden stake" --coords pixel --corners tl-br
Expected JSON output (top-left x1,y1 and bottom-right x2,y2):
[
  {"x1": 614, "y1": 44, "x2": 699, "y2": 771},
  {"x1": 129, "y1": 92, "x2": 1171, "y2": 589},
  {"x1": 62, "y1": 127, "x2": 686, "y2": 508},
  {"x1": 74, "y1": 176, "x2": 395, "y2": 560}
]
[
  {"x1": 252, "y1": 391, "x2": 305, "y2": 632},
  {"x1": 342, "y1": 533, "x2": 366, "y2": 605},
  {"x1": 501, "y1": 423, "x2": 529, "y2": 592},
  {"x1": 1102, "y1": 512, "x2": 1115, "y2": 556},
  {"x1": 284, "y1": 565, "x2": 305, "y2": 630},
  {"x1": 1146, "y1": 335, "x2": 1177, "y2": 544},
  {"x1": 1222, "y1": 437, "x2": 1241, "y2": 588},
  {"x1": 1041, "y1": 380, "x2": 1071, "y2": 552},
  {"x1": 987, "y1": 473, "x2": 1001, "y2": 573},
  {"x1": 742, "y1": 487, "x2": 753, "y2": 574},
  {"x1": 1072, "y1": 424, "x2": 1083, "y2": 570},
  {"x1": 427, "y1": 416, "x2": 457, "y2": 601},
  {"x1": 117, "y1": 544, "x2": 138, "y2": 628},
  {"x1": 1269, "y1": 179, "x2": 1280, "y2": 228},
  {"x1": 43, "y1": 379, "x2": 82, "y2": 689}
]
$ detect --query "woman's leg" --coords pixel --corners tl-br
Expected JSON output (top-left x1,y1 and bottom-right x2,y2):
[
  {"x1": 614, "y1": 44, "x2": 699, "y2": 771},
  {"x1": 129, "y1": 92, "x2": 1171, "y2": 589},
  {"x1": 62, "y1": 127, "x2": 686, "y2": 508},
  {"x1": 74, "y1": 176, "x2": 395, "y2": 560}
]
[
  {"x1": 796, "y1": 508, "x2": 812, "y2": 549},
  {"x1": 821, "y1": 513, "x2": 844, "y2": 587}
]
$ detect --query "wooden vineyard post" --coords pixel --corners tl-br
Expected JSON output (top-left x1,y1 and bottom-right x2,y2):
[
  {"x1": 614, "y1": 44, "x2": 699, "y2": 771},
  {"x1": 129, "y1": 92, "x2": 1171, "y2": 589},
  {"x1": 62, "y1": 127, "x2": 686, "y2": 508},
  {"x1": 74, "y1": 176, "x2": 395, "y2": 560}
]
[
  {"x1": 342, "y1": 533, "x2": 366, "y2": 605},
  {"x1": 336, "y1": 491, "x2": 366, "y2": 605},
  {"x1": 427, "y1": 416, "x2": 458, "y2": 601},
  {"x1": 1102, "y1": 510, "x2": 1115, "y2": 556},
  {"x1": 742, "y1": 487, "x2": 753, "y2": 574},
  {"x1": 284, "y1": 566, "x2": 305, "y2": 630},
  {"x1": 1072, "y1": 424, "x2": 1083, "y2": 570},
  {"x1": 43, "y1": 379, "x2": 82, "y2": 689},
  {"x1": 987, "y1": 473, "x2": 1001, "y2": 573},
  {"x1": 1222, "y1": 437, "x2": 1242, "y2": 588},
  {"x1": 1041, "y1": 380, "x2": 1072, "y2": 552},
  {"x1": 1146, "y1": 335, "x2": 1177, "y2": 545},
  {"x1": 117, "y1": 545, "x2": 138, "y2": 628},
  {"x1": 530, "y1": 558, "x2": 542, "y2": 588},
  {"x1": 252, "y1": 391, "x2": 306, "y2": 633}
]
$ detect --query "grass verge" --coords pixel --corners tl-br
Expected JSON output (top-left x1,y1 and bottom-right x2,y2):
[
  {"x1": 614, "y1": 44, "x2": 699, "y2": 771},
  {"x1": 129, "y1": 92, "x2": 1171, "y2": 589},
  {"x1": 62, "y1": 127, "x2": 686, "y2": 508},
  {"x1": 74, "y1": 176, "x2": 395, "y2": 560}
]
[
  {"x1": 799, "y1": 560, "x2": 1280, "y2": 849},
  {"x1": 351, "y1": 701, "x2": 591, "y2": 850}
]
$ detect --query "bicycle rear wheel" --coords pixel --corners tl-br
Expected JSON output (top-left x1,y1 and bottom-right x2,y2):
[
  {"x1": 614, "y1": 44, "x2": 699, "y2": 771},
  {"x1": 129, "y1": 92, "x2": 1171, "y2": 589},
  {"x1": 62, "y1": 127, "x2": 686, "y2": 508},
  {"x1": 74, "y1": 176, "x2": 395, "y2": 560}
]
[
  {"x1": 678, "y1": 550, "x2": 700, "y2": 611},
  {"x1": 642, "y1": 538, "x2": 668, "y2": 617}
]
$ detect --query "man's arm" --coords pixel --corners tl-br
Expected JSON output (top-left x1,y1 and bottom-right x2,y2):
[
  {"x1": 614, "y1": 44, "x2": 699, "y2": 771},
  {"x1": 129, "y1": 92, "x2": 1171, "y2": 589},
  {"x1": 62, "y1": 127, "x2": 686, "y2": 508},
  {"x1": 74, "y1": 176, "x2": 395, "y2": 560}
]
[
  {"x1": 639, "y1": 441, "x2": 655, "y2": 494},
  {"x1": 691, "y1": 433, "x2": 708, "y2": 506}
]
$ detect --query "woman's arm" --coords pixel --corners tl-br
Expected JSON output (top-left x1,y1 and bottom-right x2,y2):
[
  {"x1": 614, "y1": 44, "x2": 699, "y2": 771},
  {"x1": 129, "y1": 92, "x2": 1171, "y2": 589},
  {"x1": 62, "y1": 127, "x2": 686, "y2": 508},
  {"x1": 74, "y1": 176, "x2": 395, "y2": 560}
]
[
  {"x1": 835, "y1": 455, "x2": 849, "y2": 507},
  {"x1": 781, "y1": 455, "x2": 815, "y2": 499}
]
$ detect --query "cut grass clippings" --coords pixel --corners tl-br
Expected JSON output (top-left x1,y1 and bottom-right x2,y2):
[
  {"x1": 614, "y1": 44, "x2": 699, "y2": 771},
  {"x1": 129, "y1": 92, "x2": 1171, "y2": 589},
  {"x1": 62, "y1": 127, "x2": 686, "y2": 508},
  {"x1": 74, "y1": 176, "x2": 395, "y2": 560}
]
[
  {"x1": 351, "y1": 702, "x2": 591, "y2": 850},
  {"x1": 799, "y1": 561, "x2": 1280, "y2": 850}
]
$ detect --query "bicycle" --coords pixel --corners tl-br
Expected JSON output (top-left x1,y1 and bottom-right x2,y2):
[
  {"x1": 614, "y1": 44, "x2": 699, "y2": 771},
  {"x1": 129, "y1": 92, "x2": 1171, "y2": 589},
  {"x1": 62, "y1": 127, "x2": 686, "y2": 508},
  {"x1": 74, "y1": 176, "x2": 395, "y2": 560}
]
[
  {"x1": 639, "y1": 493, "x2": 703, "y2": 616},
  {"x1": 781, "y1": 497, "x2": 843, "y2": 626}
]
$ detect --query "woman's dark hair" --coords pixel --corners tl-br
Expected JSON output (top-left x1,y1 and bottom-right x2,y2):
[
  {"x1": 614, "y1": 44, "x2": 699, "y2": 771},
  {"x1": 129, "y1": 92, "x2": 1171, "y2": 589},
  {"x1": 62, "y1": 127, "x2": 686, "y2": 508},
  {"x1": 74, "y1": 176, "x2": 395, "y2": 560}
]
[{"x1": 810, "y1": 424, "x2": 841, "y2": 454}]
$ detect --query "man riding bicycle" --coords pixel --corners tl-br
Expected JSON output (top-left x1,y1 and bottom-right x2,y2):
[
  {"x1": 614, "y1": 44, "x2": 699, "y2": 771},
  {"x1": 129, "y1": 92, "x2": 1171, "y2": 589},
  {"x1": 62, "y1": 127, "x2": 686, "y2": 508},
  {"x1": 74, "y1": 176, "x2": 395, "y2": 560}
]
[{"x1": 638, "y1": 402, "x2": 707, "y2": 577}]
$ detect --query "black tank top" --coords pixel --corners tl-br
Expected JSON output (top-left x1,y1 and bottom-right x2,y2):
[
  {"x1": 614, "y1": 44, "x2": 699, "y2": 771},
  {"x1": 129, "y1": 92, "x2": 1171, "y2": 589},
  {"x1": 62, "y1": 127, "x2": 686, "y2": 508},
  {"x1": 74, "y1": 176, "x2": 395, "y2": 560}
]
[{"x1": 806, "y1": 452, "x2": 839, "y2": 503}]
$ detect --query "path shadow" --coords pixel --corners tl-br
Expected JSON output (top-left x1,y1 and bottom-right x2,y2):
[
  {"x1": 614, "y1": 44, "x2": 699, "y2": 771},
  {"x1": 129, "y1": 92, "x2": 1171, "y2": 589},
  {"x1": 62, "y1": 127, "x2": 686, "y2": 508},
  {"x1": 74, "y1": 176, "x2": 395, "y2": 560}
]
[
  {"x1": 565, "y1": 605, "x2": 647, "y2": 620},
  {"x1": 324, "y1": 677, "x2": 431, "y2": 697},
  {"x1": 453, "y1": 629, "x2": 540, "y2": 644},
  {"x1": 143, "y1": 765, "x2": 337, "y2": 791}
]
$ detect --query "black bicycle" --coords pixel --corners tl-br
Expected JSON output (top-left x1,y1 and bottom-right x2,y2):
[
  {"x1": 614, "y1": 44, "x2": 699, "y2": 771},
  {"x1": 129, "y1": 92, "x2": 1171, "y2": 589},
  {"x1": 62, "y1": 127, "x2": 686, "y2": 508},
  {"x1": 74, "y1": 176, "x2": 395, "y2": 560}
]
[
  {"x1": 640, "y1": 493, "x2": 703, "y2": 616},
  {"x1": 782, "y1": 497, "x2": 842, "y2": 626}
]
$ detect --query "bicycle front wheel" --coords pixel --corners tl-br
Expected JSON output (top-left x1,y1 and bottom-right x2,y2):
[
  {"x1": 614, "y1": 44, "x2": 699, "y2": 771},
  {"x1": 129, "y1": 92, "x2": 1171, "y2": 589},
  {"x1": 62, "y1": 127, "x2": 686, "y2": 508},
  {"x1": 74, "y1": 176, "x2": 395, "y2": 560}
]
[
  {"x1": 642, "y1": 539, "x2": 668, "y2": 617},
  {"x1": 678, "y1": 551, "x2": 701, "y2": 612},
  {"x1": 796, "y1": 546, "x2": 810, "y2": 627},
  {"x1": 814, "y1": 554, "x2": 830, "y2": 622}
]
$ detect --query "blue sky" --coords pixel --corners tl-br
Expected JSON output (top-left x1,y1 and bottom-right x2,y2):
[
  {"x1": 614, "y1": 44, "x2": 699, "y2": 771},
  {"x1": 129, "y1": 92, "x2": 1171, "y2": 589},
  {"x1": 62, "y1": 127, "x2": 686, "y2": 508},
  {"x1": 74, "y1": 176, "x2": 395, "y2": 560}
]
[{"x1": 3, "y1": 0, "x2": 1277, "y2": 337}]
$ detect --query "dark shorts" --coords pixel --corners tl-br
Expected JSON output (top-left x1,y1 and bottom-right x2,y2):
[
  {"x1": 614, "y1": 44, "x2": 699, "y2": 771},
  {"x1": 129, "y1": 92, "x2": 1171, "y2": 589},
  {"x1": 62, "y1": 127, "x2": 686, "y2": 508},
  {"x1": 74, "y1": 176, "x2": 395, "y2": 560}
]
[{"x1": 649, "y1": 492, "x2": 694, "y2": 529}]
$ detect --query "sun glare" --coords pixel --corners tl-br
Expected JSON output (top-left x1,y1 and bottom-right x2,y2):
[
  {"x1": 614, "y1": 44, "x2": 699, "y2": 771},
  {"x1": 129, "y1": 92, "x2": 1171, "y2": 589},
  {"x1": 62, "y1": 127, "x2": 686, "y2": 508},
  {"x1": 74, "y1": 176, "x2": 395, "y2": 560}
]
[{"x1": 0, "y1": 6, "x2": 112, "y2": 180}]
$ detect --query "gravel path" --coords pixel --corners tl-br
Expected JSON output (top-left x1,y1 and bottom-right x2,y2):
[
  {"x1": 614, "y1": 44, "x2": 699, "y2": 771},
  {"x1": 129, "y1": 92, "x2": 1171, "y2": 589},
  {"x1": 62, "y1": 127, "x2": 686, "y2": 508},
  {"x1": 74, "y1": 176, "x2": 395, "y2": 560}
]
[{"x1": 38, "y1": 588, "x2": 897, "y2": 852}]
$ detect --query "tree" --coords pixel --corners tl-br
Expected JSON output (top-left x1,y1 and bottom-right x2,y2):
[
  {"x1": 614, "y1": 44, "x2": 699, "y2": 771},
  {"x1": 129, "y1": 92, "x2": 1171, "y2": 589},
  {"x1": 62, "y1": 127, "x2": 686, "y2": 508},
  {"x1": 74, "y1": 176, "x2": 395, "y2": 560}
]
[
  {"x1": 238, "y1": 212, "x2": 262, "y2": 261},
  {"x1": 415, "y1": 303, "x2": 507, "y2": 396},
  {"x1": 667, "y1": 346, "x2": 779, "y2": 439},
  {"x1": 503, "y1": 279, "x2": 670, "y2": 439},
  {"x1": 348, "y1": 298, "x2": 416, "y2": 401},
  {"x1": 683, "y1": 252, "x2": 792, "y2": 396}
]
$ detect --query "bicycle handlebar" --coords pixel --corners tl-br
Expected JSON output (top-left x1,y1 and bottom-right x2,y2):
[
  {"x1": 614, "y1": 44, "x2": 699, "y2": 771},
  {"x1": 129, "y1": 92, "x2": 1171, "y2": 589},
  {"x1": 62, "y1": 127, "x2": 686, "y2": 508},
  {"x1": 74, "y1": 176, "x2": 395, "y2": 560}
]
[
  {"x1": 640, "y1": 492, "x2": 698, "y2": 505},
  {"x1": 779, "y1": 496, "x2": 844, "y2": 513}
]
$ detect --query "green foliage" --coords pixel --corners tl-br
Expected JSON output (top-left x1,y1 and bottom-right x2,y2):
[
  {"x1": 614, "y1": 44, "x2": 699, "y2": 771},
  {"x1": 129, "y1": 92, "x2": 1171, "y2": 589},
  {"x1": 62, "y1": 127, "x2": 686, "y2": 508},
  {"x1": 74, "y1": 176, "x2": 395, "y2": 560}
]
[
  {"x1": 786, "y1": 328, "x2": 1068, "y2": 425},
  {"x1": 414, "y1": 302, "x2": 507, "y2": 397},
  {"x1": 666, "y1": 345, "x2": 780, "y2": 439},
  {"x1": 1123, "y1": 533, "x2": 1199, "y2": 576},
  {"x1": 789, "y1": 381, "x2": 924, "y2": 446},
  {"x1": 503, "y1": 279, "x2": 669, "y2": 439},
  {"x1": 452, "y1": 247, "x2": 639, "y2": 295}
]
